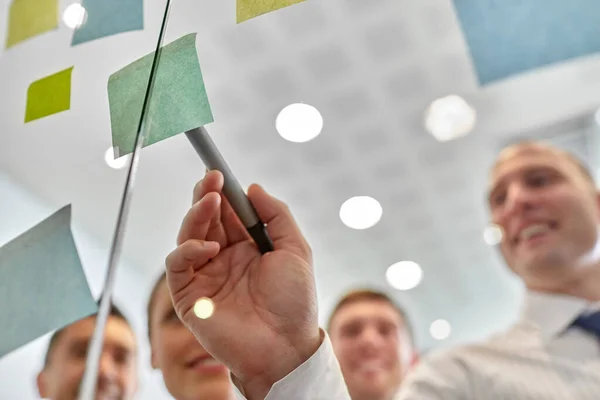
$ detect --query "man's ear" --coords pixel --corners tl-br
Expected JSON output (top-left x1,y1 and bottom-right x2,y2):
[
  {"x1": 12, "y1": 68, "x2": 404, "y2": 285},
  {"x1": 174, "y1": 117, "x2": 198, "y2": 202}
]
[{"x1": 36, "y1": 370, "x2": 48, "y2": 398}]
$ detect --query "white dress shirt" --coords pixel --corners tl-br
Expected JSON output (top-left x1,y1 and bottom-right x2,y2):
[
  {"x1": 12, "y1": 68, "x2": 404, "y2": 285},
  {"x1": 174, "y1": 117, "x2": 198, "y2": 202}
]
[
  {"x1": 233, "y1": 330, "x2": 351, "y2": 399},
  {"x1": 396, "y1": 291, "x2": 600, "y2": 399},
  {"x1": 234, "y1": 291, "x2": 600, "y2": 399}
]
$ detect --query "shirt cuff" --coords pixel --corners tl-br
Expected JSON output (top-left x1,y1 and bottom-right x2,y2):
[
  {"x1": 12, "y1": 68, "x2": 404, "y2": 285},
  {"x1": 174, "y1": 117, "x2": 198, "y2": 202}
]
[{"x1": 233, "y1": 329, "x2": 350, "y2": 400}]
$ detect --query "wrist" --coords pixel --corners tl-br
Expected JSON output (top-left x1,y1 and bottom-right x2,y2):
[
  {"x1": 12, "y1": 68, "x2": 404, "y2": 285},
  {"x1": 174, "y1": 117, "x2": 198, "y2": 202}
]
[{"x1": 237, "y1": 329, "x2": 323, "y2": 400}]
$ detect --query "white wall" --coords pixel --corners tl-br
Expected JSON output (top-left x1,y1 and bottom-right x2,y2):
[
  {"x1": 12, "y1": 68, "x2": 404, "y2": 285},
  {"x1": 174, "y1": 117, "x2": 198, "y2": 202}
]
[{"x1": 0, "y1": 172, "x2": 171, "y2": 399}]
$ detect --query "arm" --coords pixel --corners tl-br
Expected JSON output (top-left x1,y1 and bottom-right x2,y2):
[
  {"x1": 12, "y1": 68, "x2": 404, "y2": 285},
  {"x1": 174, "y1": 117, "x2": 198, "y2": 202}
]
[
  {"x1": 232, "y1": 331, "x2": 351, "y2": 400},
  {"x1": 166, "y1": 171, "x2": 347, "y2": 400}
]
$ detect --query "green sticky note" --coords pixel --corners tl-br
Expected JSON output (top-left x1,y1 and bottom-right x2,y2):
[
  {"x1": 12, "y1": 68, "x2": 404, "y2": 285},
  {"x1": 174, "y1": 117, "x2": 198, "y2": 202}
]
[
  {"x1": 0, "y1": 205, "x2": 97, "y2": 359},
  {"x1": 25, "y1": 67, "x2": 73, "y2": 123},
  {"x1": 6, "y1": 0, "x2": 58, "y2": 49},
  {"x1": 107, "y1": 33, "x2": 214, "y2": 158},
  {"x1": 237, "y1": 0, "x2": 305, "y2": 23}
]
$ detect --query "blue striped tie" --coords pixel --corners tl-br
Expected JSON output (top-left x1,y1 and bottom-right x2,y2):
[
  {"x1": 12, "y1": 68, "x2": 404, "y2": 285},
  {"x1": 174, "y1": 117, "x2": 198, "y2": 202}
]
[{"x1": 572, "y1": 311, "x2": 600, "y2": 338}]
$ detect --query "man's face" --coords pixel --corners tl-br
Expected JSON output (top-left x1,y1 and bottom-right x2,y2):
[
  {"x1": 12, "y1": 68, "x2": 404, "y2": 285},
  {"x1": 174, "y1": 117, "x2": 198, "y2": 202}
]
[
  {"x1": 37, "y1": 316, "x2": 137, "y2": 400},
  {"x1": 488, "y1": 145, "x2": 600, "y2": 287},
  {"x1": 329, "y1": 300, "x2": 412, "y2": 400},
  {"x1": 149, "y1": 279, "x2": 231, "y2": 400}
]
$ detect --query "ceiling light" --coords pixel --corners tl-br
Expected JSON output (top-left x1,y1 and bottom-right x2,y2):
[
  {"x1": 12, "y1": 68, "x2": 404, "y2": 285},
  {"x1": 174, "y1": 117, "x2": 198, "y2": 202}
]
[
  {"x1": 483, "y1": 224, "x2": 503, "y2": 246},
  {"x1": 425, "y1": 95, "x2": 476, "y2": 142},
  {"x1": 276, "y1": 103, "x2": 323, "y2": 143},
  {"x1": 339, "y1": 196, "x2": 383, "y2": 230},
  {"x1": 104, "y1": 148, "x2": 129, "y2": 170},
  {"x1": 63, "y1": 3, "x2": 87, "y2": 29},
  {"x1": 194, "y1": 297, "x2": 214, "y2": 319},
  {"x1": 386, "y1": 261, "x2": 423, "y2": 291},
  {"x1": 430, "y1": 319, "x2": 452, "y2": 340}
]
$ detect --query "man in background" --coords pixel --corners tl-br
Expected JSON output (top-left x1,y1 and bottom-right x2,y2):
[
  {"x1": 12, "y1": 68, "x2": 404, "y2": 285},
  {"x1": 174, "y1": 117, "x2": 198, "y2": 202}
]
[
  {"x1": 36, "y1": 303, "x2": 138, "y2": 400},
  {"x1": 328, "y1": 289, "x2": 418, "y2": 400},
  {"x1": 396, "y1": 141, "x2": 600, "y2": 398}
]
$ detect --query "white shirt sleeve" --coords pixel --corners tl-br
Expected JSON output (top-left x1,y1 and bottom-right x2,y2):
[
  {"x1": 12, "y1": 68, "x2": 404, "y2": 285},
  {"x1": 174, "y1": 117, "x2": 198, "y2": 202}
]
[
  {"x1": 233, "y1": 330, "x2": 351, "y2": 400},
  {"x1": 395, "y1": 350, "x2": 471, "y2": 400}
]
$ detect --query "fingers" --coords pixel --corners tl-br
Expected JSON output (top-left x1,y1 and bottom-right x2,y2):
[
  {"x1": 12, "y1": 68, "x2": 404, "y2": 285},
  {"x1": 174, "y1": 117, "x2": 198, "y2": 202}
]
[
  {"x1": 193, "y1": 170, "x2": 223, "y2": 205},
  {"x1": 166, "y1": 239, "x2": 221, "y2": 273},
  {"x1": 183, "y1": 170, "x2": 249, "y2": 247},
  {"x1": 165, "y1": 240, "x2": 221, "y2": 312},
  {"x1": 247, "y1": 184, "x2": 312, "y2": 262},
  {"x1": 177, "y1": 192, "x2": 222, "y2": 245}
]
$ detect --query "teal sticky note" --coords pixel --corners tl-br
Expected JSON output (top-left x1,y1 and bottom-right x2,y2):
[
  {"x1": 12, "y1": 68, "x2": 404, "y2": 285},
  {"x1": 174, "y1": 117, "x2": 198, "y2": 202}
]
[
  {"x1": 107, "y1": 33, "x2": 214, "y2": 158},
  {"x1": 0, "y1": 205, "x2": 97, "y2": 359},
  {"x1": 71, "y1": 0, "x2": 143, "y2": 46},
  {"x1": 453, "y1": 0, "x2": 600, "y2": 84}
]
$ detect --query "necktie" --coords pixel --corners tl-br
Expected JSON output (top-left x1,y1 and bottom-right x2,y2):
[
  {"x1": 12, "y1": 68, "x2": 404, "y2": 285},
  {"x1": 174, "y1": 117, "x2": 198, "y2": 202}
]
[{"x1": 572, "y1": 311, "x2": 600, "y2": 338}]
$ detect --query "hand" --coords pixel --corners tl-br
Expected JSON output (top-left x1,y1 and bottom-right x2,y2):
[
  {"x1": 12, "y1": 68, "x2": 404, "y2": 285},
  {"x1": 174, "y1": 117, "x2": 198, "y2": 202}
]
[{"x1": 165, "y1": 171, "x2": 321, "y2": 399}]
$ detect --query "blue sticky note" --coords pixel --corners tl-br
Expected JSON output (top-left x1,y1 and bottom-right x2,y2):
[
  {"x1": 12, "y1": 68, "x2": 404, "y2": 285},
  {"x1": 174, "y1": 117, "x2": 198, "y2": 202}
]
[
  {"x1": 71, "y1": 0, "x2": 143, "y2": 46},
  {"x1": 0, "y1": 205, "x2": 97, "y2": 359},
  {"x1": 452, "y1": 0, "x2": 600, "y2": 84}
]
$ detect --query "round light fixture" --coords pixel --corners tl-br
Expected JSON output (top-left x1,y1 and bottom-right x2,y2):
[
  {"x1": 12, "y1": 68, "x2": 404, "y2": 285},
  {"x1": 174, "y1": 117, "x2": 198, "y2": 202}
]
[
  {"x1": 425, "y1": 95, "x2": 476, "y2": 142},
  {"x1": 104, "y1": 148, "x2": 129, "y2": 170},
  {"x1": 386, "y1": 261, "x2": 423, "y2": 291},
  {"x1": 339, "y1": 196, "x2": 383, "y2": 230},
  {"x1": 193, "y1": 297, "x2": 215, "y2": 319},
  {"x1": 276, "y1": 103, "x2": 323, "y2": 143},
  {"x1": 430, "y1": 319, "x2": 452, "y2": 340},
  {"x1": 63, "y1": 3, "x2": 87, "y2": 29},
  {"x1": 483, "y1": 224, "x2": 503, "y2": 246}
]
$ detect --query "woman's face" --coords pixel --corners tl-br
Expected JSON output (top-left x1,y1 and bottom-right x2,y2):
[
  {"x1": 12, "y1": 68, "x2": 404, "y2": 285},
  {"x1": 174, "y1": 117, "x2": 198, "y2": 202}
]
[{"x1": 149, "y1": 279, "x2": 232, "y2": 400}]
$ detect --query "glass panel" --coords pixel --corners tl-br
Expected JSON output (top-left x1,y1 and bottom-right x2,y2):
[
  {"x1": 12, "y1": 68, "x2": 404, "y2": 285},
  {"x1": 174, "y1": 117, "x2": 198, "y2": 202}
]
[{"x1": 0, "y1": 0, "x2": 168, "y2": 398}]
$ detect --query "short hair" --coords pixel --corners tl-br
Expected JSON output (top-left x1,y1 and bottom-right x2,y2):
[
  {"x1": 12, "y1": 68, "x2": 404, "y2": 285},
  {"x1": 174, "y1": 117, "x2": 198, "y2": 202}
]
[
  {"x1": 496, "y1": 140, "x2": 595, "y2": 185},
  {"x1": 146, "y1": 272, "x2": 167, "y2": 341},
  {"x1": 43, "y1": 301, "x2": 130, "y2": 368},
  {"x1": 327, "y1": 289, "x2": 414, "y2": 343}
]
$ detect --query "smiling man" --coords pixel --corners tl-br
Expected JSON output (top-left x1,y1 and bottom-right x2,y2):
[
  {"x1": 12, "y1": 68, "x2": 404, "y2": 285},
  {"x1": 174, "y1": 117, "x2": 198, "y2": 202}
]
[
  {"x1": 328, "y1": 290, "x2": 417, "y2": 400},
  {"x1": 36, "y1": 304, "x2": 137, "y2": 400},
  {"x1": 395, "y1": 141, "x2": 600, "y2": 399}
]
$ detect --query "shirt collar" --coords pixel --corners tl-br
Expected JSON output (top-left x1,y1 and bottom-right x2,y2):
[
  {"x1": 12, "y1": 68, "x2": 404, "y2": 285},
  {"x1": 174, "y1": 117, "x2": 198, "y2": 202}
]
[{"x1": 520, "y1": 290, "x2": 600, "y2": 341}]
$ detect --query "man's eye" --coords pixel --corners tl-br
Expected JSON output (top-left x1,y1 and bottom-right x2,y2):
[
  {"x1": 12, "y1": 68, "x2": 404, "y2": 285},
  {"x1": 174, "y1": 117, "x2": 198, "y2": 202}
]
[{"x1": 528, "y1": 173, "x2": 551, "y2": 187}]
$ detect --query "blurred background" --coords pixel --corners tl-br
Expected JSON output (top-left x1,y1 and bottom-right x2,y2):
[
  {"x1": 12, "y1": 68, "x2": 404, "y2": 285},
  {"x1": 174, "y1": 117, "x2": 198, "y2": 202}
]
[{"x1": 1, "y1": 0, "x2": 600, "y2": 397}]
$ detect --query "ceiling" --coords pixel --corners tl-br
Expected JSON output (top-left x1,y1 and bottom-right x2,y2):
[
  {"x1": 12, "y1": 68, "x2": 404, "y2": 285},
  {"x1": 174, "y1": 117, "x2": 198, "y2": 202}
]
[{"x1": 2, "y1": 0, "x2": 600, "y2": 352}]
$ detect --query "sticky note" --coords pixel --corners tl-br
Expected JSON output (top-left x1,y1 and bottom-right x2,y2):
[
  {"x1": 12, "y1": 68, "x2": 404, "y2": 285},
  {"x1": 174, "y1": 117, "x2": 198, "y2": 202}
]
[
  {"x1": 25, "y1": 67, "x2": 73, "y2": 123},
  {"x1": 452, "y1": 0, "x2": 600, "y2": 85},
  {"x1": 237, "y1": 0, "x2": 305, "y2": 24},
  {"x1": 71, "y1": 0, "x2": 144, "y2": 46},
  {"x1": 107, "y1": 33, "x2": 213, "y2": 158},
  {"x1": 0, "y1": 205, "x2": 97, "y2": 359},
  {"x1": 5, "y1": 0, "x2": 58, "y2": 49}
]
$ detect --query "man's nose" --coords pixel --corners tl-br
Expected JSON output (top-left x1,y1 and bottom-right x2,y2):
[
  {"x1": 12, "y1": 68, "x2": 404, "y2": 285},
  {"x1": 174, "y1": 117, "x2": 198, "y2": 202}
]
[
  {"x1": 501, "y1": 182, "x2": 535, "y2": 218},
  {"x1": 98, "y1": 353, "x2": 118, "y2": 382},
  {"x1": 358, "y1": 327, "x2": 385, "y2": 350}
]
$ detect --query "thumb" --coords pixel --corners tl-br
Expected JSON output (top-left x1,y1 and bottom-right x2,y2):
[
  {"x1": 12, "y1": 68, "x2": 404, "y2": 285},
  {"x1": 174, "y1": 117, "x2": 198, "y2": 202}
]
[{"x1": 247, "y1": 184, "x2": 311, "y2": 262}]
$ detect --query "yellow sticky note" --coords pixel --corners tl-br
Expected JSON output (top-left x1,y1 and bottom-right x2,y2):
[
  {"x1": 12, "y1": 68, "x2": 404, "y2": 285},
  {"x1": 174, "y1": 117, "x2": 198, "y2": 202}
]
[
  {"x1": 25, "y1": 67, "x2": 74, "y2": 123},
  {"x1": 6, "y1": 0, "x2": 59, "y2": 49},
  {"x1": 237, "y1": 0, "x2": 305, "y2": 24}
]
